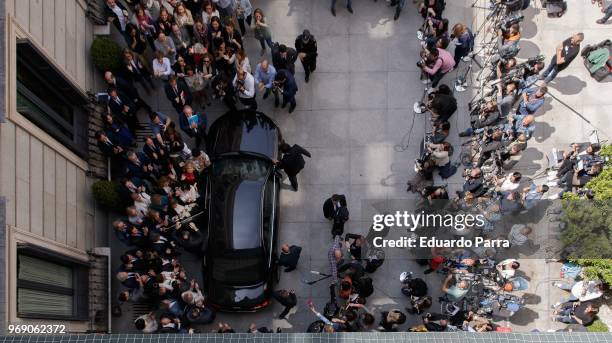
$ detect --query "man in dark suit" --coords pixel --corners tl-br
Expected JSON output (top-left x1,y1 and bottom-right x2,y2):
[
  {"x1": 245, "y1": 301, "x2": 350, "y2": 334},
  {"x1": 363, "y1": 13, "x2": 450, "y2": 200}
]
[
  {"x1": 96, "y1": 130, "x2": 125, "y2": 158},
  {"x1": 276, "y1": 142, "x2": 311, "y2": 191},
  {"x1": 178, "y1": 105, "x2": 207, "y2": 150},
  {"x1": 173, "y1": 223, "x2": 205, "y2": 255},
  {"x1": 272, "y1": 44, "x2": 298, "y2": 75},
  {"x1": 273, "y1": 70, "x2": 298, "y2": 113},
  {"x1": 107, "y1": 87, "x2": 139, "y2": 135},
  {"x1": 104, "y1": 0, "x2": 129, "y2": 32},
  {"x1": 124, "y1": 150, "x2": 156, "y2": 181},
  {"x1": 165, "y1": 75, "x2": 193, "y2": 114},
  {"x1": 271, "y1": 289, "x2": 297, "y2": 319},
  {"x1": 323, "y1": 194, "x2": 348, "y2": 220},
  {"x1": 278, "y1": 244, "x2": 302, "y2": 272},
  {"x1": 123, "y1": 50, "x2": 155, "y2": 91},
  {"x1": 104, "y1": 71, "x2": 152, "y2": 112},
  {"x1": 295, "y1": 30, "x2": 318, "y2": 82}
]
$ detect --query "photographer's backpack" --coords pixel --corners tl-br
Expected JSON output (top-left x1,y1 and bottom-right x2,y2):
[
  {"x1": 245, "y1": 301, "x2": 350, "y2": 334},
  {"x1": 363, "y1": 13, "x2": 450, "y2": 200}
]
[{"x1": 581, "y1": 40, "x2": 612, "y2": 82}]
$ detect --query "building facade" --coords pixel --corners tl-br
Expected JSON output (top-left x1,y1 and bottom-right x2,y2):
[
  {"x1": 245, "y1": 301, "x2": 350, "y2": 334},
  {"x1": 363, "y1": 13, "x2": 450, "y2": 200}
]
[{"x1": 1, "y1": 0, "x2": 109, "y2": 333}]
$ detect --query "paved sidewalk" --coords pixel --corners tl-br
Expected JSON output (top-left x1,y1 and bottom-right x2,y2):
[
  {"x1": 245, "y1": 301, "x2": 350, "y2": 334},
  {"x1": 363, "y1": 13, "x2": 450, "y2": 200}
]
[{"x1": 111, "y1": 0, "x2": 612, "y2": 333}]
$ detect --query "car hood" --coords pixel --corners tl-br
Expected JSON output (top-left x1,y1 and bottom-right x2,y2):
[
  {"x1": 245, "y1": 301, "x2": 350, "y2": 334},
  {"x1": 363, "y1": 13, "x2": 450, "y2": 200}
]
[{"x1": 209, "y1": 110, "x2": 280, "y2": 160}]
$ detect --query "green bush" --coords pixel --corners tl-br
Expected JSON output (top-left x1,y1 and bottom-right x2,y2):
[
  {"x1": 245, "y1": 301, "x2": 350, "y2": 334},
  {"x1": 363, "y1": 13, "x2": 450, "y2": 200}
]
[
  {"x1": 92, "y1": 180, "x2": 123, "y2": 212},
  {"x1": 562, "y1": 144, "x2": 612, "y2": 286},
  {"x1": 90, "y1": 36, "x2": 123, "y2": 72},
  {"x1": 587, "y1": 319, "x2": 609, "y2": 332}
]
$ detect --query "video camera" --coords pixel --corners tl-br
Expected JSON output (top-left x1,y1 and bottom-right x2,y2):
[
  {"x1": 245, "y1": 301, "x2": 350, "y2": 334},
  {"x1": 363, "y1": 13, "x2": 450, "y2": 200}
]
[{"x1": 500, "y1": 13, "x2": 524, "y2": 28}]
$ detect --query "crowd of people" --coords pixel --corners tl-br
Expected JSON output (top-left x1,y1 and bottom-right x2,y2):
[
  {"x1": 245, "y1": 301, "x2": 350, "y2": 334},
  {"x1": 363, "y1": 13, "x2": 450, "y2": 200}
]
[
  {"x1": 98, "y1": 0, "x2": 608, "y2": 334},
  {"x1": 100, "y1": 0, "x2": 318, "y2": 334}
]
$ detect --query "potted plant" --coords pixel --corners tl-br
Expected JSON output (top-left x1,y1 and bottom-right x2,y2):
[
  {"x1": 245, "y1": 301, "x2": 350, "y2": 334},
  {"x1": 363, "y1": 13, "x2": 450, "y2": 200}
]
[
  {"x1": 90, "y1": 36, "x2": 123, "y2": 72},
  {"x1": 91, "y1": 180, "x2": 125, "y2": 212}
]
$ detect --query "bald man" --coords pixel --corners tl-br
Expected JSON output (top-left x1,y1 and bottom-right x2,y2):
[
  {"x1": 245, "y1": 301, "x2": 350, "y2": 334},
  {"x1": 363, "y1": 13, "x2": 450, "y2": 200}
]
[
  {"x1": 540, "y1": 33, "x2": 584, "y2": 83},
  {"x1": 278, "y1": 244, "x2": 302, "y2": 272}
]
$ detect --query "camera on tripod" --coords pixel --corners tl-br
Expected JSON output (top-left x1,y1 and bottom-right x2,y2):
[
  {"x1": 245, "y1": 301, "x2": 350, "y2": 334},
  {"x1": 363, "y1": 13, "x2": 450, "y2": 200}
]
[{"x1": 500, "y1": 13, "x2": 524, "y2": 28}]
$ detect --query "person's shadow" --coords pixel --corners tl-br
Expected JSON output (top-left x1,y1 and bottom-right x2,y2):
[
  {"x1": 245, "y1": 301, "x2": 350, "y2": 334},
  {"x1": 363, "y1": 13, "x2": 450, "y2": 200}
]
[{"x1": 549, "y1": 75, "x2": 588, "y2": 95}]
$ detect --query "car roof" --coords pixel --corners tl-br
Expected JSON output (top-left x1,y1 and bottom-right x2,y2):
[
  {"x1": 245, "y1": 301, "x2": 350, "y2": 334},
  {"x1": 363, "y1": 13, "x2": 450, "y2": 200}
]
[
  {"x1": 211, "y1": 179, "x2": 264, "y2": 251},
  {"x1": 209, "y1": 110, "x2": 280, "y2": 160}
]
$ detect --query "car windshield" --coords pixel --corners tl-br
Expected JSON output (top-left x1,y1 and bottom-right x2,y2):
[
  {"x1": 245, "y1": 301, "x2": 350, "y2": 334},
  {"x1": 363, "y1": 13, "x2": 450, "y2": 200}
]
[
  {"x1": 212, "y1": 157, "x2": 269, "y2": 182},
  {"x1": 212, "y1": 249, "x2": 265, "y2": 285}
]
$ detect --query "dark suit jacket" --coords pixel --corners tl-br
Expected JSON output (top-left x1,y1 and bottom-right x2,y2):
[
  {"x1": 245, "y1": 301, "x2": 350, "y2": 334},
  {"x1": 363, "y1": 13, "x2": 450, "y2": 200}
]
[
  {"x1": 108, "y1": 76, "x2": 139, "y2": 102},
  {"x1": 108, "y1": 93, "x2": 136, "y2": 118},
  {"x1": 295, "y1": 36, "x2": 318, "y2": 58},
  {"x1": 279, "y1": 144, "x2": 311, "y2": 176},
  {"x1": 173, "y1": 229, "x2": 205, "y2": 254},
  {"x1": 97, "y1": 137, "x2": 121, "y2": 157},
  {"x1": 124, "y1": 152, "x2": 153, "y2": 179},
  {"x1": 104, "y1": 1, "x2": 128, "y2": 31},
  {"x1": 279, "y1": 69, "x2": 298, "y2": 97},
  {"x1": 272, "y1": 45, "x2": 298, "y2": 74},
  {"x1": 123, "y1": 56, "x2": 150, "y2": 83},
  {"x1": 179, "y1": 111, "x2": 207, "y2": 138},
  {"x1": 278, "y1": 245, "x2": 302, "y2": 268},
  {"x1": 323, "y1": 195, "x2": 347, "y2": 219},
  {"x1": 165, "y1": 81, "x2": 193, "y2": 111}
]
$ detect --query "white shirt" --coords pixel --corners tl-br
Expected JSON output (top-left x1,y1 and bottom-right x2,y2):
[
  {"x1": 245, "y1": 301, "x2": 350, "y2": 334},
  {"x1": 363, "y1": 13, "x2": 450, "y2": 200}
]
[
  {"x1": 496, "y1": 259, "x2": 518, "y2": 279},
  {"x1": 110, "y1": 4, "x2": 128, "y2": 31},
  {"x1": 233, "y1": 72, "x2": 256, "y2": 99},
  {"x1": 201, "y1": 9, "x2": 220, "y2": 25},
  {"x1": 135, "y1": 314, "x2": 158, "y2": 333},
  {"x1": 499, "y1": 176, "x2": 520, "y2": 192},
  {"x1": 152, "y1": 57, "x2": 173, "y2": 77}
]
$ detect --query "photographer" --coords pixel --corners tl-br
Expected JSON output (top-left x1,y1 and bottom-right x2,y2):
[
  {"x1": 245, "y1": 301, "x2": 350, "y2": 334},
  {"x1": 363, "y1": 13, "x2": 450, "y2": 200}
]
[
  {"x1": 462, "y1": 167, "x2": 486, "y2": 197},
  {"x1": 211, "y1": 73, "x2": 237, "y2": 110},
  {"x1": 552, "y1": 301, "x2": 599, "y2": 325},
  {"x1": 419, "y1": 0, "x2": 446, "y2": 19},
  {"x1": 407, "y1": 158, "x2": 435, "y2": 193},
  {"x1": 420, "y1": 47, "x2": 456, "y2": 87},
  {"x1": 497, "y1": 171, "x2": 522, "y2": 192},
  {"x1": 423, "y1": 17, "x2": 449, "y2": 48},
  {"x1": 441, "y1": 273, "x2": 469, "y2": 302},
  {"x1": 496, "y1": 58, "x2": 518, "y2": 79},
  {"x1": 427, "y1": 85, "x2": 457, "y2": 123},
  {"x1": 476, "y1": 129, "x2": 504, "y2": 168},
  {"x1": 459, "y1": 101, "x2": 500, "y2": 137},
  {"x1": 519, "y1": 60, "x2": 545, "y2": 92},
  {"x1": 451, "y1": 23, "x2": 474, "y2": 66},
  {"x1": 508, "y1": 113, "x2": 535, "y2": 140},
  {"x1": 431, "y1": 121, "x2": 451, "y2": 143},
  {"x1": 272, "y1": 44, "x2": 298, "y2": 75},
  {"x1": 273, "y1": 69, "x2": 299, "y2": 113},
  {"x1": 426, "y1": 142, "x2": 455, "y2": 177},
  {"x1": 495, "y1": 80, "x2": 518, "y2": 118},
  {"x1": 557, "y1": 163, "x2": 603, "y2": 194},
  {"x1": 496, "y1": 258, "x2": 520, "y2": 280},
  {"x1": 516, "y1": 85, "x2": 547, "y2": 116},
  {"x1": 499, "y1": 22, "x2": 522, "y2": 47},
  {"x1": 233, "y1": 70, "x2": 258, "y2": 110}
]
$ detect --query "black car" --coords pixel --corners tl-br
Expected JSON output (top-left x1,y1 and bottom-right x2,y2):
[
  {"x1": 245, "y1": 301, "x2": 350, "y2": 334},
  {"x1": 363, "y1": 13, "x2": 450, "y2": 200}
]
[{"x1": 203, "y1": 110, "x2": 282, "y2": 311}]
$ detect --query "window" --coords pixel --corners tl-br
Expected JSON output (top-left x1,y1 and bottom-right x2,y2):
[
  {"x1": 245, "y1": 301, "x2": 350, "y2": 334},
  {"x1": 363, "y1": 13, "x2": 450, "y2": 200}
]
[
  {"x1": 16, "y1": 39, "x2": 89, "y2": 158},
  {"x1": 17, "y1": 245, "x2": 89, "y2": 320}
]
